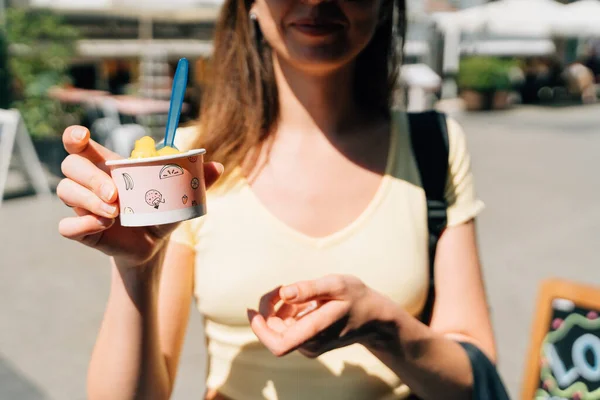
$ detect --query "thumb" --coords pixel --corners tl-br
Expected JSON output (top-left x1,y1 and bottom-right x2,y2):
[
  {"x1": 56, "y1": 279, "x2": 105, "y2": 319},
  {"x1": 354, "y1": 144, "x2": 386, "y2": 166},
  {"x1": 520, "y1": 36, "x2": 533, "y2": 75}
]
[
  {"x1": 280, "y1": 275, "x2": 347, "y2": 304},
  {"x1": 63, "y1": 126, "x2": 121, "y2": 169},
  {"x1": 204, "y1": 161, "x2": 224, "y2": 189}
]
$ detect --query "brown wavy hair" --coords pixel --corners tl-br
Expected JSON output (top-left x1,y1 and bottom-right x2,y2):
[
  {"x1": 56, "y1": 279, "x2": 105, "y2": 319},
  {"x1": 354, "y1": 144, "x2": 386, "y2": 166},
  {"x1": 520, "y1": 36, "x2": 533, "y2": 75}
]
[{"x1": 195, "y1": 0, "x2": 407, "y2": 183}]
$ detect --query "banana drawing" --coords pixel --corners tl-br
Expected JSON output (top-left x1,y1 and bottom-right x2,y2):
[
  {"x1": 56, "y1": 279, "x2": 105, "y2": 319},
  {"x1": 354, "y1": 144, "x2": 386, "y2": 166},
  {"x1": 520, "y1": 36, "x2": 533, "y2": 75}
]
[{"x1": 122, "y1": 173, "x2": 134, "y2": 191}]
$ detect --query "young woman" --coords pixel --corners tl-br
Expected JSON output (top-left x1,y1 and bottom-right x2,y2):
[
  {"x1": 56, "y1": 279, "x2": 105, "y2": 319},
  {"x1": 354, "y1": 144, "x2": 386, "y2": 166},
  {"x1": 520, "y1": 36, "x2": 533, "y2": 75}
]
[{"x1": 57, "y1": 0, "x2": 496, "y2": 398}]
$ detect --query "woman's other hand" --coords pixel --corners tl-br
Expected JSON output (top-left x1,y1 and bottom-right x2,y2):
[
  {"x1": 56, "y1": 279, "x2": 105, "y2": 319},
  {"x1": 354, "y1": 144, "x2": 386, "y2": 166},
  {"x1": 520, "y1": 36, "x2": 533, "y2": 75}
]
[{"x1": 248, "y1": 274, "x2": 393, "y2": 358}]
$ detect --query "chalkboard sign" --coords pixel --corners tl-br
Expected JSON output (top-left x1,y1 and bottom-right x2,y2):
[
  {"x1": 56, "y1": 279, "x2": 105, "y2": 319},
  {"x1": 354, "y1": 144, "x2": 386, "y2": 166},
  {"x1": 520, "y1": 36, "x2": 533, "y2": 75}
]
[{"x1": 522, "y1": 279, "x2": 600, "y2": 400}]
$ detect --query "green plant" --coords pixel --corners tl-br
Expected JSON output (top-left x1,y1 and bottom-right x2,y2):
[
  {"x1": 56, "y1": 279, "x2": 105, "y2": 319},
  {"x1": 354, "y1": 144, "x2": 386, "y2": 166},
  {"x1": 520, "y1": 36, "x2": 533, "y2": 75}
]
[
  {"x1": 458, "y1": 57, "x2": 517, "y2": 92},
  {"x1": 0, "y1": 29, "x2": 11, "y2": 109},
  {"x1": 5, "y1": 9, "x2": 83, "y2": 138}
]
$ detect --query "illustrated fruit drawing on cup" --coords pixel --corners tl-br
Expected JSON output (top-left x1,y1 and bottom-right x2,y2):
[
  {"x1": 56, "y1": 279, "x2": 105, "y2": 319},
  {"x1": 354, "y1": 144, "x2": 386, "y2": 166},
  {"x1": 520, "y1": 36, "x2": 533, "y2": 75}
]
[{"x1": 105, "y1": 138, "x2": 207, "y2": 227}]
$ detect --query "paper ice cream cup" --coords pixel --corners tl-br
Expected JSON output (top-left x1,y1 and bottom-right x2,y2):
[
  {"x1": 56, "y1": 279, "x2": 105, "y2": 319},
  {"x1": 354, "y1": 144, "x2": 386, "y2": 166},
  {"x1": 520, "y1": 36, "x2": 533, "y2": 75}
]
[{"x1": 105, "y1": 149, "x2": 207, "y2": 227}]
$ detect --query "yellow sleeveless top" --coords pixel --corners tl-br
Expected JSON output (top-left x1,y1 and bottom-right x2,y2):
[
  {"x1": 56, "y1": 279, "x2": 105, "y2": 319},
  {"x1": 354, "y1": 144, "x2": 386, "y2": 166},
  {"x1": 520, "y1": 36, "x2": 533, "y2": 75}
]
[{"x1": 171, "y1": 112, "x2": 484, "y2": 400}]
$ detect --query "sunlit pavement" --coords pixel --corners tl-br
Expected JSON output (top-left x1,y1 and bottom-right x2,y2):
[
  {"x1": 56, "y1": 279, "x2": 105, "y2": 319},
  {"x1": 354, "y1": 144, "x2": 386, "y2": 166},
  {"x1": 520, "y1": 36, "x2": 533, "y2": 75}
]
[{"x1": 2, "y1": 103, "x2": 599, "y2": 399}]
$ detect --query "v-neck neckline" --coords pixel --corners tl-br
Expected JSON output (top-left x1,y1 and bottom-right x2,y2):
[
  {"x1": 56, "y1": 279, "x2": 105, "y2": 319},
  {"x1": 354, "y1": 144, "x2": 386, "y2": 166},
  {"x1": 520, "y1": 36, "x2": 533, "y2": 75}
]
[{"x1": 237, "y1": 112, "x2": 402, "y2": 248}]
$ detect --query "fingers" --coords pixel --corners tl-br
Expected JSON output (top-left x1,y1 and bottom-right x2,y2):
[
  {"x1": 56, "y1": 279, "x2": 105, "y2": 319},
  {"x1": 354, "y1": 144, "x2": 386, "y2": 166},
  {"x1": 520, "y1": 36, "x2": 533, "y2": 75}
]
[
  {"x1": 280, "y1": 301, "x2": 347, "y2": 350},
  {"x1": 56, "y1": 179, "x2": 119, "y2": 219},
  {"x1": 295, "y1": 300, "x2": 321, "y2": 318},
  {"x1": 248, "y1": 301, "x2": 348, "y2": 357},
  {"x1": 280, "y1": 275, "x2": 348, "y2": 304},
  {"x1": 259, "y1": 286, "x2": 283, "y2": 317},
  {"x1": 61, "y1": 154, "x2": 118, "y2": 204},
  {"x1": 204, "y1": 162, "x2": 224, "y2": 189},
  {"x1": 259, "y1": 286, "x2": 320, "y2": 320},
  {"x1": 63, "y1": 126, "x2": 120, "y2": 169},
  {"x1": 58, "y1": 207, "x2": 115, "y2": 241},
  {"x1": 274, "y1": 301, "x2": 319, "y2": 321},
  {"x1": 266, "y1": 316, "x2": 288, "y2": 333},
  {"x1": 248, "y1": 310, "x2": 298, "y2": 357},
  {"x1": 63, "y1": 126, "x2": 90, "y2": 155}
]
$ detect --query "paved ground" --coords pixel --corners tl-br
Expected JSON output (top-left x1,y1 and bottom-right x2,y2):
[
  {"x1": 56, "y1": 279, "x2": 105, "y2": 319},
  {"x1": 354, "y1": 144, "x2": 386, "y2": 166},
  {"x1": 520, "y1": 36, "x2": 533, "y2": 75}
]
[{"x1": 1, "y1": 104, "x2": 599, "y2": 400}]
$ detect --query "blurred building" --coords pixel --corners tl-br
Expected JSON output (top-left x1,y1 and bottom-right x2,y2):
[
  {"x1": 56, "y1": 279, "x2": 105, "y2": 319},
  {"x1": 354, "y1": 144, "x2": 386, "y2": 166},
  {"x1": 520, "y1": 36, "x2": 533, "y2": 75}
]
[
  {"x1": 7, "y1": 0, "x2": 218, "y2": 102},
  {"x1": 5, "y1": 0, "x2": 494, "y2": 101}
]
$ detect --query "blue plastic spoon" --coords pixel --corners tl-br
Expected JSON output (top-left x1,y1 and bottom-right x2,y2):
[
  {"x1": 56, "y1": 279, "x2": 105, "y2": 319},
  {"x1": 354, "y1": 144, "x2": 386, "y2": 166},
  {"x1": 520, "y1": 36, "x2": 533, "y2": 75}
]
[{"x1": 158, "y1": 57, "x2": 189, "y2": 151}]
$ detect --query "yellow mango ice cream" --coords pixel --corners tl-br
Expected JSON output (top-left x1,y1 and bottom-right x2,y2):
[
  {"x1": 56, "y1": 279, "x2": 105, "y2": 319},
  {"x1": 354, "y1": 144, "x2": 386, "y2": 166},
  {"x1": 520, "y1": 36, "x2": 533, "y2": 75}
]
[{"x1": 130, "y1": 136, "x2": 180, "y2": 159}]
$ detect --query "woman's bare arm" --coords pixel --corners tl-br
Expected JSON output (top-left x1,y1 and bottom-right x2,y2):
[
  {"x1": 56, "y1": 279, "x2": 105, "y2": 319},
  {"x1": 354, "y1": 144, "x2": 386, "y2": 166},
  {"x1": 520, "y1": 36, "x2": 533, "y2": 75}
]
[
  {"x1": 430, "y1": 220, "x2": 496, "y2": 362},
  {"x1": 87, "y1": 241, "x2": 196, "y2": 400}
]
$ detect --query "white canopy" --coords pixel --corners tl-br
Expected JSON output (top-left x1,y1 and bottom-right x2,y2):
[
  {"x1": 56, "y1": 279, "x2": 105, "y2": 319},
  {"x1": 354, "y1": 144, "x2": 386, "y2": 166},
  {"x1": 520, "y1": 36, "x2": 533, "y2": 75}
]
[
  {"x1": 75, "y1": 39, "x2": 213, "y2": 59},
  {"x1": 460, "y1": 39, "x2": 556, "y2": 57},
  {"x1": 432, "y1": 0, "x2": 566, "y2": 37},
  {"x1": 552, "y1": 0, "x2": 600, "y2": 37}
]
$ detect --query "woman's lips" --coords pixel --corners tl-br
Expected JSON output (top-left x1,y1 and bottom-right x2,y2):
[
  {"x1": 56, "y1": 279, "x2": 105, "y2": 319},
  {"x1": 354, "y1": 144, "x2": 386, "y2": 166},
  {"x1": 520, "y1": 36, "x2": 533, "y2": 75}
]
[{"x1": 291, "y1": 19, "x2": 345, "y2": 36}]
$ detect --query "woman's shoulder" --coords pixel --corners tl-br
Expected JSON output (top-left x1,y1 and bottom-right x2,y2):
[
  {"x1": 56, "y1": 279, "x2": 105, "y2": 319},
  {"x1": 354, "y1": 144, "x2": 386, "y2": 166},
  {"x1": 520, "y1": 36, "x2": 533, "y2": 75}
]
[
  {"x1": 443, "y1": 116, "x2": 471, "y2": 165},
  {"x1": 392, "y1": 109, "x2": 470, "y2": 160}
]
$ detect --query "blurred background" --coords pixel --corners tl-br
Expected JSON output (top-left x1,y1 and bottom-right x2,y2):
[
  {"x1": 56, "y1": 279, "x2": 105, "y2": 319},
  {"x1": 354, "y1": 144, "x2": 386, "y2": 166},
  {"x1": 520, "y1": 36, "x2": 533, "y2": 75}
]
[{"x1": 1, "y1": 0, "x2": 599, "y2": 399}]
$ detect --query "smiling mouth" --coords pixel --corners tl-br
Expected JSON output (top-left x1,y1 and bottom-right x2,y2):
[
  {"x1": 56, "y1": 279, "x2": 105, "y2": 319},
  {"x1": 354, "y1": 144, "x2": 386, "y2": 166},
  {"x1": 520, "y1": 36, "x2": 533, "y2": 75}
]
[{"x1": 291, "y1": 20, "x2": 345, "y2": 36}]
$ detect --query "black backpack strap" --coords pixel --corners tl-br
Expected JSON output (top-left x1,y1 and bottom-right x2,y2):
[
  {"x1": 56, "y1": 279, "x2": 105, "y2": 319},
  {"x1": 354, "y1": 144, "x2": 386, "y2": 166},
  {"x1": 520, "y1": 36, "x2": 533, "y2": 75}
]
[
  {"x1": 407, "y1": 110, "x2": 449, "y2": 326},
  {"x1": 406, "y1": 116, "x2": 510, "y2": 400}
]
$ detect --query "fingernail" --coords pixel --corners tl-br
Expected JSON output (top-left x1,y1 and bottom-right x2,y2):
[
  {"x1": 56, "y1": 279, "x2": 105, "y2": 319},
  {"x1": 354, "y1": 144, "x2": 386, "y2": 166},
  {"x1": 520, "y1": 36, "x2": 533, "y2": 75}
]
[
  {"x1": 100, "y1": 183, "x2": 115, "y2": 202},
  {"x1": 71, "y1": 127, "x2": 86, "y2": 141},
  {"x1": 247, "y1": 309, "x2": 257, "y2": 320},
  {"x1": 97, "y1": 217, "x2": 113, "y2": 226},
  {"x1": 282, "y1": 286, "x2": 298, "y2": 300},
  {"x1": 101, "y1": 203, "x2": 117, "y2": 216}
]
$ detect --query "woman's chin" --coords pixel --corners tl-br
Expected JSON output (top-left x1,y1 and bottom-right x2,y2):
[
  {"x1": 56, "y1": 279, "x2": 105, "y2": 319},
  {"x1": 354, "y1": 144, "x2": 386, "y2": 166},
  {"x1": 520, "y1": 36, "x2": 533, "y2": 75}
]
[{"x1": 279, "y1": 45, "x2": 357, "y2": 75}]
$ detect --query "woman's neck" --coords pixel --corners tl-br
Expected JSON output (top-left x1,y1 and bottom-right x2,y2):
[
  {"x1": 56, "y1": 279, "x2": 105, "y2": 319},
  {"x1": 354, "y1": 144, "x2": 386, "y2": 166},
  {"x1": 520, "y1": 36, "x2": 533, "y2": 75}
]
[{"x1": 273, "y1": 55, "x2": 368, "y2": 138}]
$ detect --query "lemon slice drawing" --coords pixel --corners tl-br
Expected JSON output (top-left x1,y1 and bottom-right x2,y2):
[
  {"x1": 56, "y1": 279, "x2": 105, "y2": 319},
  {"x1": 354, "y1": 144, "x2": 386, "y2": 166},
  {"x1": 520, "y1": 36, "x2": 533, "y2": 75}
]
[{"x1": 159, "y1": 164, "x2": 184, "y2": 179}]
